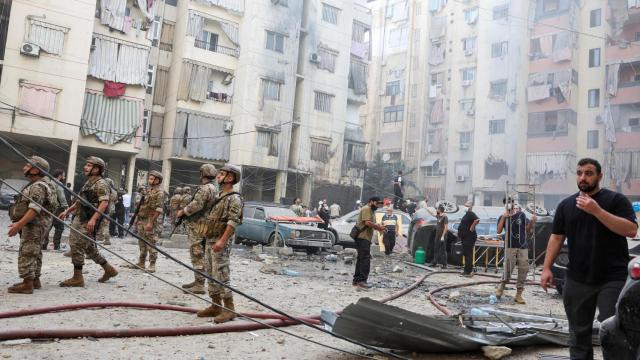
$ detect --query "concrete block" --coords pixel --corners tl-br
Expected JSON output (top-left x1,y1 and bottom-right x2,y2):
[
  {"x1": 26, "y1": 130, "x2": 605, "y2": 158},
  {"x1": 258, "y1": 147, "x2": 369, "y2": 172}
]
[{"x1": 278, "y1": 247, "x2": 294, "y2": 256}]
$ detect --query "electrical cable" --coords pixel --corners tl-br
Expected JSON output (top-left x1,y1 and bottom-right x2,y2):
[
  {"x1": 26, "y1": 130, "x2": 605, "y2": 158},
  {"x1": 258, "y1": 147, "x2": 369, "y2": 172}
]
[{"x1": 0, "y1": 134, "x2": 409, "y2": 360}]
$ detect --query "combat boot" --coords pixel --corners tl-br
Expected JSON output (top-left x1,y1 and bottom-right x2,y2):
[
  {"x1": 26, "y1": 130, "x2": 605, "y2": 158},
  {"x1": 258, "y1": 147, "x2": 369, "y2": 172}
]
[
  {"x1": 190, "y1": 279, "x2": 206, "y2": 295},
  {"x1": 124, "y1": 257, "x2": 145, "y2": 270},
  {"x1": 33, "y1": 277, "x2": 42, "y2": 289},
  {"x1": 60, "y1": 269, "x2": 84, "y2": 287},
  {"x1": 98, "y1": 263, "x2": 118, "y2": 283},
  {"x1": 8, "y1": 277, "x2": 34, "y2": 294},
  {"x1": 182, "y1": 280, "x2": 198, "y2": 289},
  {"x1": 147, "y1": 261, "x2": 156, "y2": 273},
  {"x1": 495, "y1": 282, "x2": 506, "y2": 298},
  {"x1": 214, "y1": 297, "x2": 237, "y2": 324},
  {"x1": 514, "y1": 288, "x2": 526, "y2": 304},
  {"x1": 197, "y1": 294, "x2": 222, "y2": 318}
]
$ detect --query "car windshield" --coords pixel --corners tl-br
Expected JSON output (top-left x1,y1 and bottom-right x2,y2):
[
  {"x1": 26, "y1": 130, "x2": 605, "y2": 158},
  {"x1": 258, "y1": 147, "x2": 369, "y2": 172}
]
[{"x1": 266, "y1": 207, "x2": 299, "y2": 218}]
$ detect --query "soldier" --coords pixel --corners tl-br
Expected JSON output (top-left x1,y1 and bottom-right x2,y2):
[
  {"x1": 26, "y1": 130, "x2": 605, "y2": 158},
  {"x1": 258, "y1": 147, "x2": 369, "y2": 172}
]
[
  {"x1": 176, "y1": 165, "x2": 217, "y2": 295},
  {"x1": 7, "y1": 156, "x2": 54, "y2": 294},
  {"x1": 196, "y1": 164, "x2": 243, "y2": 324},
  {"x1": 58, "y1": 157, "x2": 118, "y2": 287},
  {"x1": 169, "y1": 187, "x2": 183, "y2": 225},
  {"x1": 178, "y1": 186, "x2": 192, "y2": 235},
  {"x1": 97, "y1": 177, "x2": 117, "y2": 246},
  {"x1": 125, "y1": 170, "x2": 165, "y2": 273}
]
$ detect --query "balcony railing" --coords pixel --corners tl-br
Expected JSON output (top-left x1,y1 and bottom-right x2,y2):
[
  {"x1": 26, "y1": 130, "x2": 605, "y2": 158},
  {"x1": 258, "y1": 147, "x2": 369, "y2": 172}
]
[
  {"x1": 206, "y1": 92, "x2": 233, "y2": 104},
  {"x1": 194, "y1": 40, "x2": 239, "y2": 58}
]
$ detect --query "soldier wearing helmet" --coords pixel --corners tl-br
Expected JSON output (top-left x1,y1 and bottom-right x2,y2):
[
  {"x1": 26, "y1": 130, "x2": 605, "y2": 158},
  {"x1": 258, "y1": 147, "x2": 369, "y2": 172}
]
[
  {"x1": 58, "y1": 156, "x2": 118, "y2": 287},
  {"x1": 7, "y1": 156, "x2": 54, "y2": 294},
  {"x1": 169, "y1": 187, "x2": 183, "y2": 226},
  {"x1": 97, "y1": 177, "x2": 117, "y2": 246},
  {"x1": 196, "y1": 164, "x2": 243, "y2": 323},
  {"x1": 126, "y1": 170, "x2": 165, "y2": 273},
  {"x1": 176, "y1": 164, "x2": 218, "y2": 295}
]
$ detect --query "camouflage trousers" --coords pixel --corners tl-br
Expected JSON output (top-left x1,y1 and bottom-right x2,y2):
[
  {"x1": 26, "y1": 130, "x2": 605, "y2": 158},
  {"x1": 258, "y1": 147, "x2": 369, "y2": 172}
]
[
  {"x1": 35, "y1": 217, "x2": 53, "y2": 278},
  {"x1": 68, "y1": 216, "x2": 107, "y2": 267},
  {"x1": 186, "y1": 222, "x2": 205, "y2": 282},
  {"x1": 96, "y1": 219, "x2": 110, "y2": 243},
  {"x1": 18, "y1": 221, "x2": 47, "y2": 279},
  {"x1": 205, "y1": 237, "x2": 232, "y2": 298},
  {"x1": 136, "y1": 217, "x2": 160, "y2": 262}
]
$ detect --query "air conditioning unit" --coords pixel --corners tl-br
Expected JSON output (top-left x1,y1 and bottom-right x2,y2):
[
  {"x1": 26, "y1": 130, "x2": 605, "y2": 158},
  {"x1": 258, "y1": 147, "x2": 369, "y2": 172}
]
[
  {"x1": 20, "y1": 43, "x2": 40, "y2": 57},
  {"x1": 221, "y1": 74, "x2": 234, "y2": 85},
  {"x1": 223, "y1": 121, "x2": 234, "y2": 133},
  {"x1": 459, "y1": 144, "x2": 469, "y2": 150},
  {"x1": 461, "y1": 80, "x2": 471, "y2": 87},
  {"x1": 310, "y1": 53, "x2": 320, "y2": 63},
  {"x1": 456, "y1": 175, "x2": 466, "y2": 182}
]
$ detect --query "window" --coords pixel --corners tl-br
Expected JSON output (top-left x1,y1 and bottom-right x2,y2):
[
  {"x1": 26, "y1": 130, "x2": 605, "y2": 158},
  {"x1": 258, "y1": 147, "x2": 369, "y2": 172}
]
[
  {"x1": 543, "y1": 0, "x2": 559, "y2": 13},
  {"x1": 587, "y1": 130, "x2": 599, "y2": 149},
  {"x1": 160, "y1": 21, "x2": 175, "y2": 51},
  {"x1": 464, "y1": 8, "x2": 478, "y2": 24},
  {"x1": 254, "y1": 208, "x2": 265, "y2": 220},
  {"x1": 425, "y1": 160, "x2": 440, "y2": 177},
  {"x1": 455, "y1": 162, "x2": 471, "y2": 178},
  {"x1": 460, "y1": 99, "x2": 475, "y2": 115},
  {"x1": 493, "y1": 4, "x2": 508, "y2": 20},
  {"x1": 256, "y1": 130, "x2": 278, "y2": 156},
  {"x1": 146, "y1": 64, "x2": 155, "y2": 95},
  {"x1": 491, "y1": 41, "x2": 508, "y2": 58},
  {"x1": 590, "y1": 9, "x2": 601, "y2": 27},
  {"x1": 489, "y1": 119, "x2": 505, "y2": 134},
  {"x1": 25, "y1": 18, "x2": 69, "y2": 56},
  {"x1": 151, "y1": 16, "x2": 161, "y2": 47},
  {"x1": 166, "y1": 0, "x2": 177, "y2": 6},
  {"x1": 462, "y1": 37, "x2": 475, "y2": 56},
  {"x1": 265, "y1": 30, "x2": 284, "y2": 53},
  {"x1": 317, "y1": 46, "x2": 338, "y2": 72},
  {"x1": 589, "y1": 48, "x2": 600, "y2": 68},
  {"x1": 407, "y1": 142, "x2": 416, "y2": 157},
  {"x1": 196, "y1": 31, "x2": 218, "y2": 52},
  {"x1": 322, "y1": 3, "x2": 340, "y2": 24},
  {"x1": 311, "y1": 141, "x2": 329, "y2": 161},
  {"x1": 314, "y1": 91, "x2": 333, "y2": 113},
  {"x1": 636, "y1": 32, "x2": 640, "y2": 42},
  {"x1": 544, "y1": 115, "x2": 558, "y2": 132},
  {"x1": 142, "y1": 109, "x2": 150, "y2": 141},
  {"x1": 262, "y1": 79, "x2": 281, "y2": 101},
  {"x1": 386, "y1": 80, "x2": 401, "y2": 96},
  {"x1": 588, "y1": 89, "x2": 600, "y2": 108},
  {"x1": 459, "y1": 132, "x2": 472, "y2": 148},
  {"x1": 383, "y1": 105, "x2": 404, "y2": 123},
  {"x1": 461, "y1": 68, "x2": 475, "y2": 82},
  {"x1": 388, "y1": 26, "x2": 408, "y2": 48},
  {"x1": 489, "y1": 80, "x2": 508, "y2": 100}
]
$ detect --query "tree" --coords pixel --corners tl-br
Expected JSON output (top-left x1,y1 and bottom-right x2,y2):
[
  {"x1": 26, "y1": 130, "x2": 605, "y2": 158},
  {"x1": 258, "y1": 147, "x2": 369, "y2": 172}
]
[{"x1": 361, "y1": 152, "x2": 421, "y2": 201}]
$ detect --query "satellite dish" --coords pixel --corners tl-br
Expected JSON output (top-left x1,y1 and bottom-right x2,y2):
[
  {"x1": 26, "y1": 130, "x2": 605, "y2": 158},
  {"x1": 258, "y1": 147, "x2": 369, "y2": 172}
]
[
  {"x1": 382, "y1": 153, "x2": 391, "y2": 162},
  {"x1": 436, "y1": 200, "x2": 459, "y2": 213}
]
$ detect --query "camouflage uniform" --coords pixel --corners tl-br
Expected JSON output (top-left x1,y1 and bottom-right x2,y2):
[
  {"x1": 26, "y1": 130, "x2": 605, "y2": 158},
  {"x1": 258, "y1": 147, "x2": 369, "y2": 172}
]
[
  {"x1": 169, "y1": 191, "x2": 182, "y2": 225},
  {"x1": 68, "y1": 177, "x2": 110, "y2": 267},
  {"x1": 178, "y1": 189, "x2": 192, "y2": 234},
  {"x1": 182, "y1": 183, "x2": 217, "y2": 284},
  {"x1": 16, "y1": 180, "x2": 50, "y2": 280},
  {"x1": 96, "y1": 182, "x2": 117, "y2": 244},
  {"x1": 135, "y1": 185, "x2": 165, "y2": 266},
  {"x1": 205, "y1": 190, "x2": 243, "y2": 299},
  {"x1": 35, "y1": 177, "x2": 56, "y2": 278}
]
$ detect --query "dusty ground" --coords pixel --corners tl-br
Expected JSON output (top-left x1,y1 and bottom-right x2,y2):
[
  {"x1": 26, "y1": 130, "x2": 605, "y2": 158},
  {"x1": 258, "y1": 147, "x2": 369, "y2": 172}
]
[{"x1": 0, "y1": 212, "x2": 598, "y2": 360}]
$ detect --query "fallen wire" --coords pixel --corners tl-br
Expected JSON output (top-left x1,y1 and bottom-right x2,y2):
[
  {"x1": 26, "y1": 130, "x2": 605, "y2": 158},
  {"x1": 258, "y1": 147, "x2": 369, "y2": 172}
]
[{"x1": 0, "y1": 134, "x2": 408, "y2": 360}]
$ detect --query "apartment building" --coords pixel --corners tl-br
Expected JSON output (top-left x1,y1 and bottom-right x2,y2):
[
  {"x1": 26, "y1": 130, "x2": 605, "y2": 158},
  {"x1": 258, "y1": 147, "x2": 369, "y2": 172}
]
[
  {"x1": 0, "y1": 0, "x2": 372, "y2": 209},
  {"x1": 365, "y1": 0, "x2": 640, "y2": 209}
]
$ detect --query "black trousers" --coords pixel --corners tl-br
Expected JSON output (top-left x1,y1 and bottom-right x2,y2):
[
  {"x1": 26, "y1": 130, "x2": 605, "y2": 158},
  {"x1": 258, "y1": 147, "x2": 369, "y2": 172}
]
[
  {"x1": 563, "y1": 277, "x2": 625, "y2": 360},
  {"x1": 433, "y1": 238, "x2": 447, "y2": 267},
  {"x1": 109, "y1": 212, "x2": 126, "y2": 237},
  {"x1": 353, "y1": 238, "x2": 371, "y2": 284},
  {"x1": 43, "y1": 218, "x2": 65, "y2": 250},
  {"x1": 383, "y1": 232, "x2": 396, "y2": 255},
  {"x1": 393, "y1": 193, "x2": 403, "y2": 209},
  {"x1": 461, "y1": 239, "x2": 476, "y2": 274}
]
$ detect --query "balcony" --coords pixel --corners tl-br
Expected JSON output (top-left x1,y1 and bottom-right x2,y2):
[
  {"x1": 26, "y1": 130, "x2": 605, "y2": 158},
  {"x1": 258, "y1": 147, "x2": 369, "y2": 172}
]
[
  {"x1": 194, "y1": 40, "x2": 238, "y2": 58},
  {"x1": 206, "y1": 91, "x2": 232, "y2": 104}
]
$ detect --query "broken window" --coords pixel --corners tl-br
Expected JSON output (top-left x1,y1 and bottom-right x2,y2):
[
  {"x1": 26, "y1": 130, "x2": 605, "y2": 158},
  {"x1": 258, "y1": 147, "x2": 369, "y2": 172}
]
[
  {"x1": 589, "y1": 48, "x2": 600, "y2": 68},
  {"x1": 491, "y1": 41, "x2": 508, "y2": 58},
  {"x1": 528, "y1": 110, "x2": 574, "y2": 137},
  {"x1": 262, "y1": 79, "x2": 281, "y2": 101},
  {"x1": 345, "y1": 143, "x2": 365, "y2": 165},
  {"x1": 314, "y1": 91, "x2": 333, "y2": 113},
  {"x1": 587, "y1": 130, "x2": 599, "y2": 149},
  {"x1": 383, "y1": 105, "x2": 404, "y2": 123},
  {"x1": 311, "y1": 141, "x2": 329, "y2": 161},
  {"x1": 322, "y1": 3, "x2": 340, "y2": 24},
  {"x1": 265, "y1": 30, "x2": 284, "y2": 53},
  {"x1": 256, "y1": 130, "x2": 278, "y2": 156},
  {"x1": 489, "y1": 80, "x2": 508, "y2": 100},
  {"x1": 386, "y1": 80, "x2": 401, "y2": 96},
  {"x1": 614, "y1": 151, "x2": 640, "y2": 179},
  {"x1": 588, "y1": 89, "x2": 600, "y2": 108},
  {"x1": 489, "y1": 119, "x2": 505, "y2": 134},
  {"x1": 485, "y1": 157, "x2": 508, "y2": 180},
  {"x1": 493, "y1": 4, "x2": 508, "y2": 19},
  {"x1": 348, "y1": 57, "x2": 368, "y2": 94}
]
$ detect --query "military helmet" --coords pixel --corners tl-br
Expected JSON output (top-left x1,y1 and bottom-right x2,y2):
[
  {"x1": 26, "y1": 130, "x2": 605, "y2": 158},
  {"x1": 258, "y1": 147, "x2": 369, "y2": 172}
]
[
  {"x1": 86, "y1": 156, "x2": 106, "y2": 175},
  {"x1": 175, "y1": 186, "x2": 183, "y2": 194},
  {"x1": 105, "y1": 177, "x2": 115, "y2": 188},
  {"x1": 219, "y1": 164, "x2": 241, "y2": 185},
  {"x1": 149, "y1": 170, "x2": 163, "y2": 183},
  {"x1": 183, "y1": 186, "x2": 191, "y2": 193},
  {"x1": 27, "y1": 156, "x2": 50, "y2": 174},
  {"x1": 200, "y1": 163, "x2": 217, "y2": 178}
]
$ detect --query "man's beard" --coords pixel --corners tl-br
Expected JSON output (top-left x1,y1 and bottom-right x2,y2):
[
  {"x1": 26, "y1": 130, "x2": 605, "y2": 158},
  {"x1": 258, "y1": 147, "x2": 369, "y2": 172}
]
[{"x1": 578, "y1": 180, "x2": 598, "y2": 193}]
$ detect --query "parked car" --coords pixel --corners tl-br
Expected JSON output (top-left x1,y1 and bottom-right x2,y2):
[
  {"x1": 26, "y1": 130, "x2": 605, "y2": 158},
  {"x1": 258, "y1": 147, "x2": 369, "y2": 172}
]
[
  {"x1": 331, "y1": 209, "x2": 411, "y2": 248},
  {"x1": 600, "y1": 255, "x2": 640, "y2": 359},
  {"x1": 235, "y1": 202, "x2": 334, "y2": 253},
  {"x1": 0, "y1": 179, "x2": 29, "y2": 210}
]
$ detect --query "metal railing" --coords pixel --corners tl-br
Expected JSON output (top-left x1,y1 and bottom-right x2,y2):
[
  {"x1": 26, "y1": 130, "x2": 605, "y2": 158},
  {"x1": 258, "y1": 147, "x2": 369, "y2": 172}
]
[
  {"x1": 206, "y1": 92, "x2": 233, "y2": 104},
  {"x1": 194, "y1": 40, "x2": 239, "y2": 58}
]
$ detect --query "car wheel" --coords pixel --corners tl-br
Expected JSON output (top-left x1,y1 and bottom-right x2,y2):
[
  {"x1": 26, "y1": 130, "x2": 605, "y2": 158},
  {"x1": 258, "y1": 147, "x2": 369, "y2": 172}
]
[
  {"x1": 306, "y1": 248, "x2": 320, "y2": 255},
  {"x1": 268, "y1": 233, "x2": 284, "y2": 247}
]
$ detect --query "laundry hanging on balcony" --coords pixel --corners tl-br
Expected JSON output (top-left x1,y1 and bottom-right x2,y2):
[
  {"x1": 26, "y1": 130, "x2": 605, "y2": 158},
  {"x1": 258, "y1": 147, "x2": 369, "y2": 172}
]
[
  {"x1": 81, "y1": 91, "x2": 142, "y2": 145},
  {"x1": 88, "y1": 35, "x2": 150, "y2": 86},
  {"x1": 186, "y1": 10, "x2": 239, "y2": 46}
]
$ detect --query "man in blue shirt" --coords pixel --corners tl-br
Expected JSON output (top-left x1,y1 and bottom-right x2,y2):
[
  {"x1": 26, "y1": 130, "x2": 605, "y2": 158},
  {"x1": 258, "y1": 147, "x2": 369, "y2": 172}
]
[{"x1": 496, "y1": 199, "x2": 536, "y2": 304}]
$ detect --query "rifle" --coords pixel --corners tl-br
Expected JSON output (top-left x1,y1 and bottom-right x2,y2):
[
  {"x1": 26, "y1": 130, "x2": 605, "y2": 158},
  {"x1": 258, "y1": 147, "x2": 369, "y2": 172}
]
[
  {"x1": 128, "y1": 195, "x2": 145, "y2": 230},
  {"x1": 169, "y1": 215, "x2": 184, "y2": 237}
]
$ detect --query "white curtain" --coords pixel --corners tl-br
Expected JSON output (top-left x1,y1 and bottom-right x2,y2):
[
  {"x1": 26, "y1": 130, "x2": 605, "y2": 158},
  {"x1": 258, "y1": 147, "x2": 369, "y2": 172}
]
[
  {"x1": 88, "y1": 37, "x2": 119, "y2": 82},
  {"x1": 100, "y1": 0, "x2": 127, "y2": 32},
  {"x1": 135, "y1": 0, "x2": 157, "y2": 22},
  {"x1": 607, "y1": 63, "x2": 621, "y2": 97},
  {"x1": 115, "y1": 43, "x2": 149, "y2": 86},
  {"x1": 27, "y1": 19, "x2": 68, "y2": 55},
  {"x1": 219, "y1": 21, "x2": 239, "y2": 46},
  {"x1": 186, "y1": 11, "x2": 204, "y2": 37},
  {"x1": 172, "y1": 111, "x2": 188, "y2": 157}
]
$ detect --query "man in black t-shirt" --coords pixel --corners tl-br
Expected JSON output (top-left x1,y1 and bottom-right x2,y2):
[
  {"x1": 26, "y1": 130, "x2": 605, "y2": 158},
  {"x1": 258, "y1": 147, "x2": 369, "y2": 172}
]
[
  {"x1": 430, "y1": 205, "x2": 448, "y2": 268},
  {"x1": 458, "y1": 201, "x2": 479, "y2": 277},
  {"x1": 541, "y1": 158, "x2": 638, "y2": 360}
]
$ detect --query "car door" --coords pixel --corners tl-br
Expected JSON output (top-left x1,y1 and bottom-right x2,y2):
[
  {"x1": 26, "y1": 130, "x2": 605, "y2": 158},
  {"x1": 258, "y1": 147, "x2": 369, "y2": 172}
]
[
  {"x1": 236, "y1": 206, "x2": 255, "y2": 240},
  {"x1": 253, "y1": 207, "x2": 270, "y2": 244}
]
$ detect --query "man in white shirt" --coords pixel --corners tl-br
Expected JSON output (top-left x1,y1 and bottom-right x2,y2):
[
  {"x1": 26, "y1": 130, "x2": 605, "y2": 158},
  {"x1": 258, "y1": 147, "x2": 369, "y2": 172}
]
[
  {"x1": 122, "y1": 192, "x2": 131, "y2": 224},
  {"x1": 329, "y1": 202, "x2": 341, "y2": 219}
]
